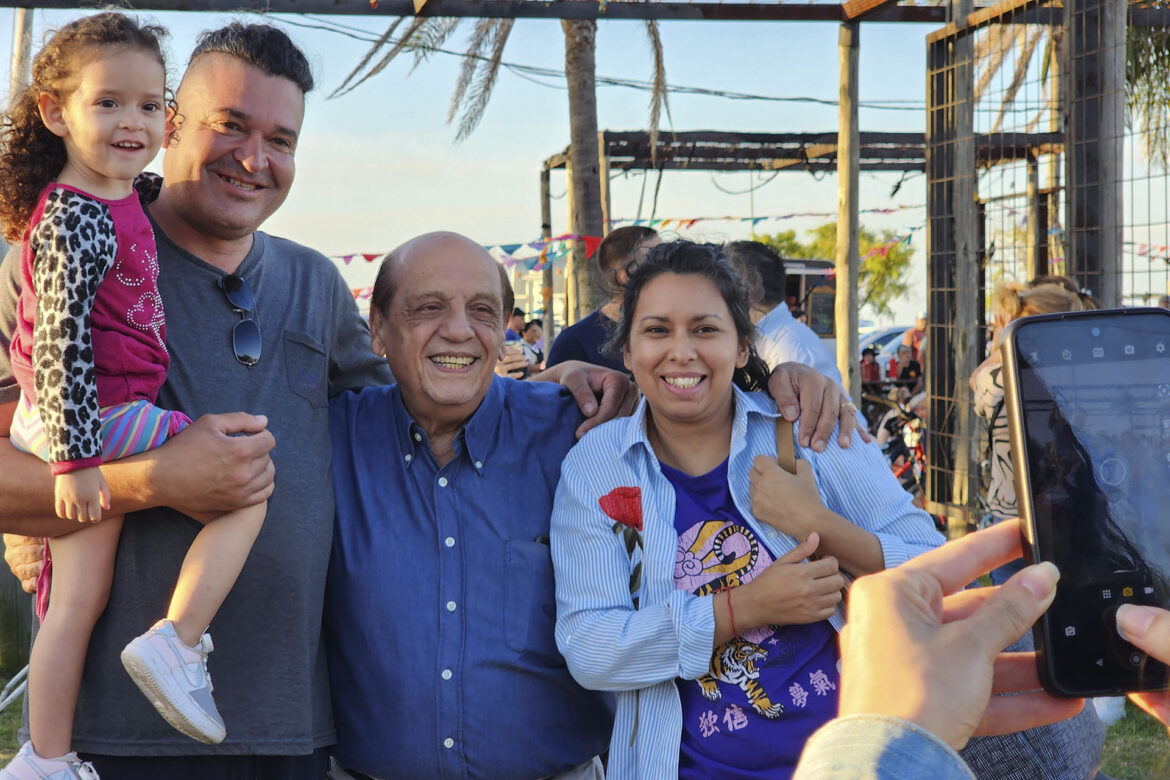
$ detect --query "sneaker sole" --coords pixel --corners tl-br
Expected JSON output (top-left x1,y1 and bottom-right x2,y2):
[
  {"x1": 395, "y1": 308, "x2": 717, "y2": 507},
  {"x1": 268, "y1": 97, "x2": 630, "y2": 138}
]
[{"x1": 120, "y1": 642, "x2": 226, "y2": 744}]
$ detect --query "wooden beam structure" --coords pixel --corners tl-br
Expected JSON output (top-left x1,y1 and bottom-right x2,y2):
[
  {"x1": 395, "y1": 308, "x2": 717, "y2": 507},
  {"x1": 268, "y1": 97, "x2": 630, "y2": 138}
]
[
  {"x1": 8, "y1": 0, "x2": 1170, "y2": 26},
  {"x1": 0, "y1": 0, "x2": 950, "y2": 22},
  {"x1": 543, "y1": 129, "x2": 1062, "y2": 174},
  {"x1": 842, "y1": 0, "x2": 898, "y2": 21}
]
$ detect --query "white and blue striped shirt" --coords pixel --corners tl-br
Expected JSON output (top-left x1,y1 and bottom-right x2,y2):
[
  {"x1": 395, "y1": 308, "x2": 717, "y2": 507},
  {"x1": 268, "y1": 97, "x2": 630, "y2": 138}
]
[{"x1": 551, "y1": 387, "x2": 944, "y2": 779}]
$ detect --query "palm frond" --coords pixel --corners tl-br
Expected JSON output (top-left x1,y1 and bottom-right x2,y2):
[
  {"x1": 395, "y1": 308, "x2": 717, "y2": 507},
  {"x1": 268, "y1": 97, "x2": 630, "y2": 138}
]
[
  {"x1": 330, "y1": 17, "x2": 405, "y2": 98},
  {"x1": 449, "y1": 18, "x2": 497, "y2": 124},
  {"x1": 973, "y1": 26, "x2": 1008, "y2": 102},
  {"x1": 410, "y1": 17, "x2": 463, "y2": 73},
  {"x1": 644, "y1": 19, "x2": 670, "y2": 168},
  {"x1": 1128, "y1": 25, "x2": 1170, "y2": 168},
  {"x1": 455, "y1": 19, "x2": 515, "y2": 141},
  {"x1": 332, "y1": 16, "x2": 436, "y2": 98},
  {"x1": 990, "y1": 26, "x2": 1043, "y2": 133}
]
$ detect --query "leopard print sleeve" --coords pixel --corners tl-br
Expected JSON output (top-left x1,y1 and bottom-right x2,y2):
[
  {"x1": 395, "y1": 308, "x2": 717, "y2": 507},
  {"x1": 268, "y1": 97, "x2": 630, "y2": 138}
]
[{"x1": 29, "y1": 189, "x2": 117, "y2": 468}]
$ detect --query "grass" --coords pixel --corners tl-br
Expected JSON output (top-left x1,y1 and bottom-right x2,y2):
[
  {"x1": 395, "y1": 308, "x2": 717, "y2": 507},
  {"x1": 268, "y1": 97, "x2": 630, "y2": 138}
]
[
  {"x1": 0, "y1": 674, "x2": 20, "y2": 763},
  {"x1": 1101, "y1": 699, "x2": 1170, "y2": 779},
  {"x1": 0, "y1": 676, "x2": 1166, "y2": 774}
]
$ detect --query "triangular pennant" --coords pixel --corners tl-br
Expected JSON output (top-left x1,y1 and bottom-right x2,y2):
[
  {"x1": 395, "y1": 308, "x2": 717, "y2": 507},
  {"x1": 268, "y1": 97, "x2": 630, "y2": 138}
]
[{"x1": 583, "y1": 235, "x2": 602, "y2": 259}]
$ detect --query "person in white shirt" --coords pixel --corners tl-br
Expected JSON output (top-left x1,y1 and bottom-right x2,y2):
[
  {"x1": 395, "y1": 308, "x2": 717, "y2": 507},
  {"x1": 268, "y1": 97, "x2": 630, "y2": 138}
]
[{"x1": 724, "y1": 241, "x2": 842, "y2": 385}]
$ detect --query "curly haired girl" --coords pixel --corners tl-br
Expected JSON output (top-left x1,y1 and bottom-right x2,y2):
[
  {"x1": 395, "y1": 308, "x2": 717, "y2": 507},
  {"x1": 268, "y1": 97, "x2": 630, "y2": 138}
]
[{"x1": 0, "y1": 14, "x2": 265, "y2": 779}]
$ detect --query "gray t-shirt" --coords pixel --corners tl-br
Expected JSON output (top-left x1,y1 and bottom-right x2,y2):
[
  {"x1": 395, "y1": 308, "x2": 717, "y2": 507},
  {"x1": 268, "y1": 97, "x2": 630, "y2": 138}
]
[{"x1": 1, "y1": 216, "x2": 391, "y2": 755}]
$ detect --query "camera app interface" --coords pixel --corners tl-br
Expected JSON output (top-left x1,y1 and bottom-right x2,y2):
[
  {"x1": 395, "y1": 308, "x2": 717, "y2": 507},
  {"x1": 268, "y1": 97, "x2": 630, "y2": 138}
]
[{"x1": 1015, "y1": 312, "x2": 1170, "y2": 689}]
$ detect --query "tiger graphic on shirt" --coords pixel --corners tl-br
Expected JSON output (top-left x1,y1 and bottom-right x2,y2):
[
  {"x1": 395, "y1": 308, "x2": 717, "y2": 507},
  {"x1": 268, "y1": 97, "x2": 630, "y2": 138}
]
[
  {"x1": 676, "y1": 519, "x2": 790, "y2": 719},
  {"x1": 695, "y1": 637, "x2": 785, "y2": 719}
]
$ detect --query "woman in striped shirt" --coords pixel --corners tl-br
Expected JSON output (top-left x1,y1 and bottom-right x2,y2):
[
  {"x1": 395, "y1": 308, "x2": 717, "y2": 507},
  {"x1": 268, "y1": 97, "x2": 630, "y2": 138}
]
[{"x1": 550, "y1": 241, "x2": 943, "y2": 780}]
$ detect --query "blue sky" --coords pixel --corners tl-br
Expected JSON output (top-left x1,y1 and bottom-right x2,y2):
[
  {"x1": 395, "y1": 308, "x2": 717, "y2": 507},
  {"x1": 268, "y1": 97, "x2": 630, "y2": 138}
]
[{"x1": 0, "y1": 8, "x2": 935, "y2": 324}]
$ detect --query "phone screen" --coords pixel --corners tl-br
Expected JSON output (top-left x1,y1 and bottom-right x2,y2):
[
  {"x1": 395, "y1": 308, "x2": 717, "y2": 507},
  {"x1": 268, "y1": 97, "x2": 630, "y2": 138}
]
[{"x1": 1009, "y1": 309, "x2": 1170, "y2": 694}]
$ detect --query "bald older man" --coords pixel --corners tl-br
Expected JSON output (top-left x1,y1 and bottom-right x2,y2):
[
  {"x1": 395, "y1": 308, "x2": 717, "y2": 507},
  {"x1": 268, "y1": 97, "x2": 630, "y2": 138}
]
[
  {"x1": 325, "y1": 233, "x2": 613, "y2": 780},
  {"x1": 323, "y1": 233, "x2": 861, "y2": 780}
]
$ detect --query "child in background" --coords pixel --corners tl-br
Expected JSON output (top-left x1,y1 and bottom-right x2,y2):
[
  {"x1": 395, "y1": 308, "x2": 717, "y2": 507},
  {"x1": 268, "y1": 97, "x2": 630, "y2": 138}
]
[{"x1": 0, "y1": 14, "x2": 265, "y2": 779}]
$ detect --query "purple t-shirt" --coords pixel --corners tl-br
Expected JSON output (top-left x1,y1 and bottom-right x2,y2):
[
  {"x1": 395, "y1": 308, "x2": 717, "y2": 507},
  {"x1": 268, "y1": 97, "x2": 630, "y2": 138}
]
[{"x1": 662, "y1": 460, "x2": 840, "y2": 780}]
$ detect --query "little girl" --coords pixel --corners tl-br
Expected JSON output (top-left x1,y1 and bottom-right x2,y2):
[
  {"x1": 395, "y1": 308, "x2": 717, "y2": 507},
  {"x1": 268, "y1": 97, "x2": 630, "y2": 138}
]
[{"x1": 0, "y1": 13, "x2": 265, "y2": 779}]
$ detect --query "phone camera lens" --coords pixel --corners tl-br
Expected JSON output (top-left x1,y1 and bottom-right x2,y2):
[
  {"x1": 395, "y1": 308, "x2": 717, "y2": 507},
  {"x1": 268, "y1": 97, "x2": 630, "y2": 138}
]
[{"x1": 1091, "y1": 327, "x2": 1101, "y2": 337}]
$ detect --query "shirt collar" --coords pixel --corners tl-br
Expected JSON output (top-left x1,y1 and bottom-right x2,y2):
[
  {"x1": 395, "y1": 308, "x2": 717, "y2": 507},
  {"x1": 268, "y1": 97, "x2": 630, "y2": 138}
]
[
  {"x1": 614, "y1": 385, "x2": 782, "y2": 461},
  {"x1": 389, "y1": 379, "x2": 500, "y2": 475},
  {"x1": 759, "y1": 300, "x2": 794, "y2": 330}
]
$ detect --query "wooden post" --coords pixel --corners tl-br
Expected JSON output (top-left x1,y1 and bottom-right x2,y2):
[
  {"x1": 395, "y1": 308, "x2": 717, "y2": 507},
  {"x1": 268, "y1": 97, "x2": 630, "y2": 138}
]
[
  {"x1": 836, "y1": 22, "x2": 860, "y2": 402},
  {"x1": 1065, "y1": 0, "x2": 1125, "y2": 307},
  {"x1": 950, "y1": 0, "x2": 978, "y2": 532},
  {"x1": 540, "y1": 167, "x2": 557, "y2": 344},
  {"x1": 598, "y1": 130, "x2": 612, "y2": 239},
  {"x1": 564, "y1": 162, "x2": 578, "y2": 325},
  {"x1": 1026, "y1": 151, "x2": 1042, "y2": 279}
]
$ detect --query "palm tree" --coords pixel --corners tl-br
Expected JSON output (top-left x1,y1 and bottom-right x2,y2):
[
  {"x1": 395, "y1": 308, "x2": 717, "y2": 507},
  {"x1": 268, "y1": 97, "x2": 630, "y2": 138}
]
[
  {"x1": 332, "y1": 15, "x2": 669, "y2": 322},
  {"x1": 1126, "y1": 25, "x2": 1170, "y2": 167},
  {"x1": 974, "y1": 18, "x2": 1170, "y2": 166}
]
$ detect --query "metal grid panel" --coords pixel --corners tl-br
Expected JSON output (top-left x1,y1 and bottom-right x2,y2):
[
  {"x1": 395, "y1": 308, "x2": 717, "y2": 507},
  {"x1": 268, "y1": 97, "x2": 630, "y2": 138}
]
[{"x1": 926, "y1": 0, "x2": 1169, "y2": 531}]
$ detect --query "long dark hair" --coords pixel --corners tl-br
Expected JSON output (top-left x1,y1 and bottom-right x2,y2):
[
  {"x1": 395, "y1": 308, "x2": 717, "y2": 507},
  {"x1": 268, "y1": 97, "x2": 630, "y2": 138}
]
[
  {"x1": 0, "y1": 12, "x2": 168, "y2": 243},
  {"x1": 606, "y1": 240, "x2": 772, "y2": 392}
]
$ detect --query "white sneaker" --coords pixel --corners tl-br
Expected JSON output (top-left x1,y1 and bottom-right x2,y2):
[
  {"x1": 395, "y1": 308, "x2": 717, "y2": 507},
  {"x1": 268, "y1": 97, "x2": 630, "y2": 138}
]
[
  {"x1": 120, "y1": 619, "x2": 226, "y2": 744},
  {"x1": 1093, "y1": 695, "x2": 1128, "y2": 726},
  {"x1": 0, "y1": 741, "x2": 100, "y2": 780}
]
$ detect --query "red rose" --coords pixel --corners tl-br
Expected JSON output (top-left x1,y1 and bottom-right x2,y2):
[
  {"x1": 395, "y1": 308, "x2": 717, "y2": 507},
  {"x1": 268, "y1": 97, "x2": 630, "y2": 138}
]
[{"x1": 599, "y1": 486, "x2": 643, "y2": 532}]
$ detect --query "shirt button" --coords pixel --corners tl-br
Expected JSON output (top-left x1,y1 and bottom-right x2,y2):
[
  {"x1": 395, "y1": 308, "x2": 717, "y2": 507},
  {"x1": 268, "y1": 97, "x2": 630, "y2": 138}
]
[
  {"x1": 404, "y1": 454, "x2": 412, "y2": 462},
  {"x1": 441, "y1": 668, "x2": 453, "y2": 680},
  {"x1": 413, "y1": 432, "x2": 422, "y2": 442},
  {"x1": 444, "y1": 537, "x2": 455, "y2": 548},
  {"x1": 438, "y1": 477, "x2": 449, "y2": 487},
  {"x1": 446, "y1": 600, "x2": 457, "y2": 612},
  {"x1": 443, "y1": 738, "x2": 455, "y2": 749},
  {"x1": 474, "y1": 460, "x2": 483, "y2": 469}
]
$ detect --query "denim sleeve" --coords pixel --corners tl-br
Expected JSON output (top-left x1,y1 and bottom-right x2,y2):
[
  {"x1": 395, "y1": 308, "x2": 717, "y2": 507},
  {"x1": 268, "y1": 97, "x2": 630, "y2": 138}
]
[{"x1": 793, "y1": 715, "x2": 975, "y2": 780}]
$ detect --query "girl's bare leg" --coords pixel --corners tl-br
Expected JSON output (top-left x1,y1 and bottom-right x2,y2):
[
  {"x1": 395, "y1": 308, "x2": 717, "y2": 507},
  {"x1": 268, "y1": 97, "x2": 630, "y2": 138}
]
[
  {"x1": 27, "y1": 517, "x2": 122, "y2": 757},
  {"x1": 166, "y1": 502, "x2": 265, "y2": 646}
]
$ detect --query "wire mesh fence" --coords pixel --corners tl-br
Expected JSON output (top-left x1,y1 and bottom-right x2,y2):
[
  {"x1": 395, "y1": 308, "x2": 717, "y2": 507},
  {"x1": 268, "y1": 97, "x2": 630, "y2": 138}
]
[{"x1": 925, "y1": 0, "x2": 1170, "y2": 532}]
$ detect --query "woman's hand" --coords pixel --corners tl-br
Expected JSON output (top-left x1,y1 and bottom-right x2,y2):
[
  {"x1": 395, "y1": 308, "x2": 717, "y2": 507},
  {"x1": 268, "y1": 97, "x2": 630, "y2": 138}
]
[
  {"x1": 749, "y1": 455, "x2": 827, "y2": 540},
  {"x1": 749, "y1": 454, "x2": 885, "y2": 576},
  {"x1": 1117, "y1": 604, "x2": 1170, "y2": 729},
  {"x1": 733, "y1": 533, "x2": 844, "y2": 632}
]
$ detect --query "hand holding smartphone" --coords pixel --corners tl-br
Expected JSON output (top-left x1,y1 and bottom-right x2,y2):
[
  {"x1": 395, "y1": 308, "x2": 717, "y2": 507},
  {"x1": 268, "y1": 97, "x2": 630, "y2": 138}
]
[{"x1": 1001, "y1": 307, "x2": 1170, "y2": 696}]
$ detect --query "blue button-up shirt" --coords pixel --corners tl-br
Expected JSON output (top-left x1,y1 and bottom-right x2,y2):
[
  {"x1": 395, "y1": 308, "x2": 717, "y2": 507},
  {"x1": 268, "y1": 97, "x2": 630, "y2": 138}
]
[{"x1": 326, "y1": 378, "x2": 614, "y2": 780}]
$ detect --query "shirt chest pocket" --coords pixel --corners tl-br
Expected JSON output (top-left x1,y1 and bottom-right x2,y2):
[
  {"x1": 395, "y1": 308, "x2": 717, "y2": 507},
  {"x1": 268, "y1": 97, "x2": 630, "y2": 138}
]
[
  {"x1": 283, "y1": 330, "x2": 327, "y2": 408},
  {"x1": 503, "y1": 540, "x2": 563, "y2": 664}
]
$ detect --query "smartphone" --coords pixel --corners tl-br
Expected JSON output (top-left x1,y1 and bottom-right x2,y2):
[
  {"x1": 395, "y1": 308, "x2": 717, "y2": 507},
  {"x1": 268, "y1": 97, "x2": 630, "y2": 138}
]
[{"x1": 1001, "y1": 307, "x2": 1170, "y2": 696}]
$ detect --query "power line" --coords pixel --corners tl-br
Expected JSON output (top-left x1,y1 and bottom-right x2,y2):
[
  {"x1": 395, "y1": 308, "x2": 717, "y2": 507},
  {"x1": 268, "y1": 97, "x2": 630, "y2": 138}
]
[{"x1": 277, "y1": 13, "x2": 925, "y2": 111}]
